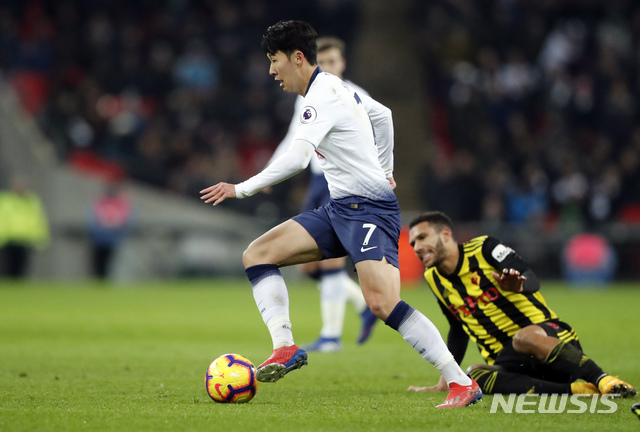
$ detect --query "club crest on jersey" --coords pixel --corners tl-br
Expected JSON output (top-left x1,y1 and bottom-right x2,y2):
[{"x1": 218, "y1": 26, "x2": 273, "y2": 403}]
[
  {"x1": 301, "y1": 106, "x2": 317, "y2": 123},
  {"x1": 470, "y1": 271, "x2": 480, "y2": 286}
]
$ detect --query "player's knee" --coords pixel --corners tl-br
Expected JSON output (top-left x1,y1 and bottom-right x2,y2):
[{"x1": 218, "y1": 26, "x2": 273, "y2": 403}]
[
  {"x1": 512, "y1": 324, "x2": 548, "y2": 354},
  {"x1": 367, "y1": 302, "x2": 386, "y2": 320},
  {"x1": 361, "y1": 294, "x2": 395, "y2": 321},
  {"x1": 512, "y1": 330, "x2": 533, "y2": 353},
  {"x1": 242, "y1": 243, "x2": 267, "y2": 268},
  {"x1": 241, "y1": 248, "x2": 253, "y2": 268},
  {"x1": 298, "y1": 262, "x2": 319, "y2": 277},
  {"x1": 319, "y1": 257, "x2": 345, "y2": 270}
]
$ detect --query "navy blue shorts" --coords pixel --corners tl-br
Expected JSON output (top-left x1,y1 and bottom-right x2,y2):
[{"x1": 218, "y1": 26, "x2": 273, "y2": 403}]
[
  {"x1": 293, "y1": 196, "x2": 401, "y2": 268},
  {"x1": 302, "y1": 173, "x2": 331, "y2": 211}
]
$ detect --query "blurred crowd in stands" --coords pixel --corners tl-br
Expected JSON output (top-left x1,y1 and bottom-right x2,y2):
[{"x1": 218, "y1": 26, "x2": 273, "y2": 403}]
[
  {"x1": 412, "y1": 0, "x2": 640, "y2": 228},
  {"x1": 0, "y1": 0, "x2": 359, "y2": 220},
  {"x1": 2, "y1": 0, "x2": 640, "y2": 228}
]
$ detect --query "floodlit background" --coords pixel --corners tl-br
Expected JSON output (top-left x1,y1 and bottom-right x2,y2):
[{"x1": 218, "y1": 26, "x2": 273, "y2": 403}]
[{"x1": 1, "y1": 0, "x2": 640, "y2": 281}]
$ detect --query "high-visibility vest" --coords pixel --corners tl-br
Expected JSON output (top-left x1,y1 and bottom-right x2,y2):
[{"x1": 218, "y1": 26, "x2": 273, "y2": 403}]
[{"x1": 0, "y1": 191, "x2": 50, "y2": 248}]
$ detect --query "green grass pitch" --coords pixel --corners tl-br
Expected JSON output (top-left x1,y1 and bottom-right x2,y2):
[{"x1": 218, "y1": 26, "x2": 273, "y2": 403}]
[{"x1": 1, "y1": 278, "x2": 638, "y2": 431}]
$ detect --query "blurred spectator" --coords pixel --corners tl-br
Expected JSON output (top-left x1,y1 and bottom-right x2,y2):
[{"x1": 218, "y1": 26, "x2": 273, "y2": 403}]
[
  {"x1": 87, "y1": 179, "x2": 135, "y2": 279},
  {"x1": 504, "y1": 160, "x2": 549, "y2": 225},
  {"x1": 587, "y1": 163, "x2": 622, "y2": 223},
  {"x1": 562, "y1": 232, "x2": 617, "y2": 285},
  {"x1": 551, "y1": 158, "x2": 589, "y2": 226},
  {"x1": 0, "y1": 175, "x2": 50, "y2": 277},
  {"x1": 172, "y1": 38, "x2": 219, "y2": 96}
]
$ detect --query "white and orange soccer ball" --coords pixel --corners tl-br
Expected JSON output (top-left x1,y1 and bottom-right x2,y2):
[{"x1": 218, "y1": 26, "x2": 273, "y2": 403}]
[{"x1": 205, "y1": 353, "x2": 258, "y2": 403}]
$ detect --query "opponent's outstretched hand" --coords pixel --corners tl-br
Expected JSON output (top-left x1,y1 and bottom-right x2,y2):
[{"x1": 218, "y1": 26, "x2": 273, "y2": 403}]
[
  {"x1": 408, "y1": 375, "x2": 448, "y2": 392},
  {"x1": 200, "y1": 183, "x2": 236, "y2": 206},
  {"x1": 491, "y1": 268, "x2": 526, "y2": 293}
]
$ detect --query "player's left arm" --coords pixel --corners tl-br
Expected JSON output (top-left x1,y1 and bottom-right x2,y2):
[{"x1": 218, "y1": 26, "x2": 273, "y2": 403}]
[
  {"x1": 482, "y1": 236, "x2": 540, "y2": 293},
  {"x1": 359, "y1": 94, "x2": 394, "y2": 183}
]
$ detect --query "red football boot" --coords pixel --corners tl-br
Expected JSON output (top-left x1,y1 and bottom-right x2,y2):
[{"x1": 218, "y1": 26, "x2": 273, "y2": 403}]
[
  {"x1": 256, "y1": 344, "x2": 308, "y2": 383},
  {"x1": 436, "y1": 378, "x2": 483, "y2": 408}
]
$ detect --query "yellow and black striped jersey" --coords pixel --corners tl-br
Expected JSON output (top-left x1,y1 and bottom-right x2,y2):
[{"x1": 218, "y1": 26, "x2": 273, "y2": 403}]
[{"x1": 425, "y1": 235, "x2": 558, "y2": 364}]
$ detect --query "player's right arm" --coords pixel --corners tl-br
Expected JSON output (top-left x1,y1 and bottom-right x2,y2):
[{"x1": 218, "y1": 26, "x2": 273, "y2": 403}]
[
  {"x1": 439, "y1": 301, "x2": 469, "y2": 365},
  {"x1": 200, "y1": 139, "x2": 315, "y2": 206},
  {"x1": 482, "y1": 236, "x2": 540, "y2": 293}
]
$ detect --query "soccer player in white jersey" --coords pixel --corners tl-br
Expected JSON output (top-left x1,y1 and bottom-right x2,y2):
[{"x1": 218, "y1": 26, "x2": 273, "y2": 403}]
[
  {"x1": 200, "y1": 20, "x2": 482, "y2": 408},
  {"x1": 267, "y1": 36, "x2": 378, "y2": 353}
]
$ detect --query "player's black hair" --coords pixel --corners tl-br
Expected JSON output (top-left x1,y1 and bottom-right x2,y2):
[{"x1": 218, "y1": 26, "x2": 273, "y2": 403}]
[
  {"x1": 261, "y1": 20, "x2": 318, "y2": 65},
  {"x1": 409, "y1": 211, "x2": 454, "y2": 232}
]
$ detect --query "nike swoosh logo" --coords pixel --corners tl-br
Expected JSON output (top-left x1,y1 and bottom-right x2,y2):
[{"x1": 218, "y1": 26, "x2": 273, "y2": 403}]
[
  {"x1": 215, "y1": 383, "x2": 226, "y2": 398},
  {"x1": 360, "y1": 246, "x2": 378, "y2": 252}
]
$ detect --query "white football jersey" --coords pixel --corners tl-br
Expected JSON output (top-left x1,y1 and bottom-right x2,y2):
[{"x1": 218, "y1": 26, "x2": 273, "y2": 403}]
[
  {"x1": 271, "y1": 79, "x2": 370, "y2": 175},
  {"x1": 293, "y1": 70, "x2": 395, "y2": 201}
]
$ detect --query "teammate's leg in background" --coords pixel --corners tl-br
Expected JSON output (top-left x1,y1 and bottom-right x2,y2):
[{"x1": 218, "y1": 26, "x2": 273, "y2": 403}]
[{"x1": 302, "y1": 258, "x2": 378, "y2": 352}]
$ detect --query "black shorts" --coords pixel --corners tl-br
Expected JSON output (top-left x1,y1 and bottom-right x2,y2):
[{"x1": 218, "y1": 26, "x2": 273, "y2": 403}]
[{"x1": 493, "y1": 319, "x2": 582, "y2": 383}]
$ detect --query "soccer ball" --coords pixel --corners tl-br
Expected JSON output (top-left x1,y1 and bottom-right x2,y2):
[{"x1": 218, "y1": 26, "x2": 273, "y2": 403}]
[{"x1": 205, "y1": 353, "x2": 258, "y2": 403}]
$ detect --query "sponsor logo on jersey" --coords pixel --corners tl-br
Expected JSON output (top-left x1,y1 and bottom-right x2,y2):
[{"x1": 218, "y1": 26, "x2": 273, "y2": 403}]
[
  {"x1": 448, "y1": 287, "x2": 500, "y2": 319},
  {"x1": 301, "y1": 106, "x2": 317, "y2": 123},
  {"x1": 491, "y1": 244, "x2": 514, "y2": 262}
]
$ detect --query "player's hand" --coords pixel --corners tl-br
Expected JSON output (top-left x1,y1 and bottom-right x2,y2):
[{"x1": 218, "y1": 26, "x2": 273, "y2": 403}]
[
  {"x1": 492, "y1": 268, "x2": 526, "y2": 293},
  {"x1": 200, "y1": 183, "x2": 236, "y2": 206},
  {"x1": 408, "y1": 375, "x2": 448, "y2": 392},
  {"x1": 387, "y1": 176, "x2": 397, "y2": 189}
]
